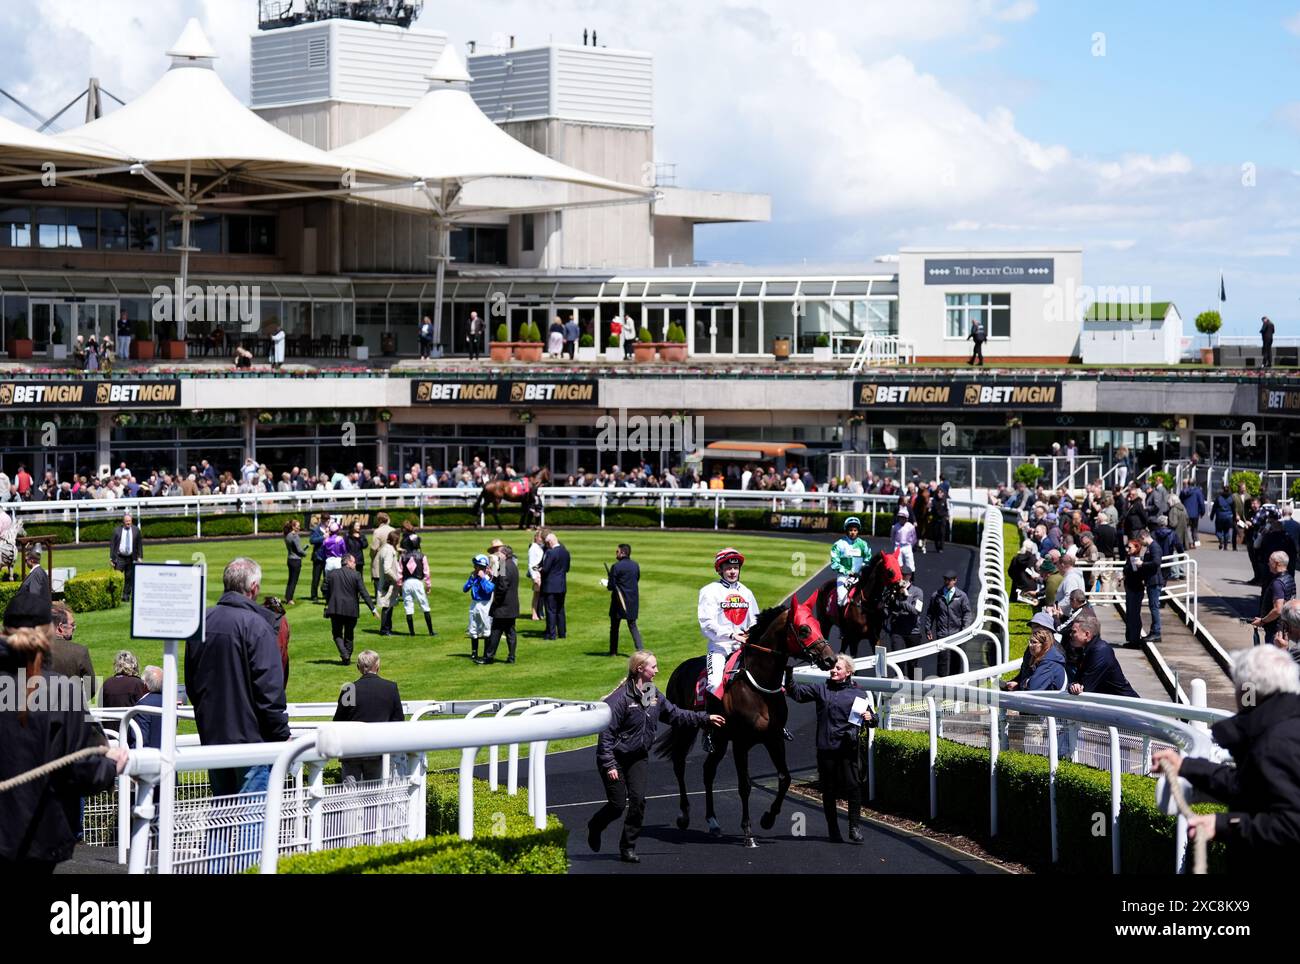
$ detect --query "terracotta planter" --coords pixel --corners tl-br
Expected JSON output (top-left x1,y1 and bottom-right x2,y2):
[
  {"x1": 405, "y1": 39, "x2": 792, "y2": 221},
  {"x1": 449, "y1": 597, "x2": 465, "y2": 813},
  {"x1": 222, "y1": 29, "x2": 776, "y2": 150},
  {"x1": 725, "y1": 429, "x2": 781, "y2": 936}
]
[
  {"x1": 513, "y1": 342, "x2": 543, "y2": 362},
  {"x1": 1199, "y1": 347, "x2": 1214, "y2": 365},
  {"x1": 633, "y1": 342, "x2": 657, "y2": 363},
  {"x1": 130, "y1": 340, "x2": 155, "y2": 361},
  {"x1": 489, "y1": 342, "x2": 513, "y2": 363},
  {"x1": 659, "y1": 342, "x2": 687, "y2": 362},
  {"x1": 6, "y1": 339, "x2": 33, "y2": 359},
  {"x1": 160, "y1": 340, "x2": 187, "y2": 360},
  {"x1": 772, "y1": 336, "x2": 791, "y2": 360}
]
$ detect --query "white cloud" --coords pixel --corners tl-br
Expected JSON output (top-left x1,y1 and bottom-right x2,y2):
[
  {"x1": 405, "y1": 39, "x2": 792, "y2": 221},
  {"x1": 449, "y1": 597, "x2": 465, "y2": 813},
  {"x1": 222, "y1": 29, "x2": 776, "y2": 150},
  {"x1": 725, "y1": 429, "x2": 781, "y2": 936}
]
[{"x1": 1285, "y1": 11, "x2": 1300, "y2": 35}]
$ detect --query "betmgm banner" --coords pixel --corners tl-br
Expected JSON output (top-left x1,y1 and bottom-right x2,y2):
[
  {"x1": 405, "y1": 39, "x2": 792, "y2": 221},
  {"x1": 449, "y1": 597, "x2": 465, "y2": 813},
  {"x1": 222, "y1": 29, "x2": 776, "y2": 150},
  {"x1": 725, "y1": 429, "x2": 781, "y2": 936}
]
[
  {"x1": 1259, "y1": 383, "x2": 1300, "y2": 415},
  {"x1": 0, "y1": 380, "x2": 182, "y2": 409},
  {"x1": 411, "y1": 378, "x2": 597, "y2": 406},
  {"x1": 853, "y1": 380, "x2": 1061, "y2": 410}
]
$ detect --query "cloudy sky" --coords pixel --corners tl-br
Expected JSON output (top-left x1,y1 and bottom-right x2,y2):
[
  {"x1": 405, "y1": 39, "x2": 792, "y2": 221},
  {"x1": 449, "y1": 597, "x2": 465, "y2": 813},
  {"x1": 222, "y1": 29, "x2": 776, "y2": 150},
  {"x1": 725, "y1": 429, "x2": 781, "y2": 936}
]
[{"x1": 1, "y1": 0, "x2": 1297, "y2": 336}]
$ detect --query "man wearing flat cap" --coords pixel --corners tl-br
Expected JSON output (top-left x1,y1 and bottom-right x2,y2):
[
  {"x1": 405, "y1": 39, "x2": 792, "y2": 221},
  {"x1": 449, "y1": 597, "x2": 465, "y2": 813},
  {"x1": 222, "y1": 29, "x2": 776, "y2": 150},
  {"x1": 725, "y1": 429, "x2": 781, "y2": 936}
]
[
  {"x1": 926, "y1": 569, "x2": 971, "y2": 677},
  {"x1": 884, "y1": 565, "x2": 925, "y2": 653}
]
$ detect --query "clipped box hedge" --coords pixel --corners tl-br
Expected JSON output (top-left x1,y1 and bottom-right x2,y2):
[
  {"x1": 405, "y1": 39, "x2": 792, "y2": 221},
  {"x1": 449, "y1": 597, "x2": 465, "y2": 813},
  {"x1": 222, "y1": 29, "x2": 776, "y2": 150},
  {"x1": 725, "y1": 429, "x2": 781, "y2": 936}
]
[
  {"x1": 274, "y1": 771, "x2": 566, "y2": 874},
  {"x1": 869, "y1": 730, "x2": 1225, "y2": 872},
  {"x1": 0, "y1": 567, "x2": 123, "y2": 612}
]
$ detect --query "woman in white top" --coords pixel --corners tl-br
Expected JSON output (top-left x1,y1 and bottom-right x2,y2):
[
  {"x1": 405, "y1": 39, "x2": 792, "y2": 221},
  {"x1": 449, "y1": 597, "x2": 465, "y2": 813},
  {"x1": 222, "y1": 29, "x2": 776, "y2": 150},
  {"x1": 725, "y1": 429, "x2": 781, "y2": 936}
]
[
  {"x1": 269, "y1": 323, "x2": 286, "y2": 369},
  {"x1": 528, "y1": 528, "x2": 547, "y2": 620}
]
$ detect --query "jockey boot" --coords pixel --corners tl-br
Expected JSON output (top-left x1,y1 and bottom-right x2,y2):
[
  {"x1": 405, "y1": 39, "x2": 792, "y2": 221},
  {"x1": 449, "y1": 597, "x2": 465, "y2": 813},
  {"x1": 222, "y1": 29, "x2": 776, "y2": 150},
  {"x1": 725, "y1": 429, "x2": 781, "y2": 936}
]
[
  {"x1": 703, "y1": 693, "x2": 725, "y2": 755},
  {"x1": 424, "y1": 611, "x2": 437, "y2": 636},
  {"x1": 406, "y1": 614, "x2": 416, "y2": 636}
]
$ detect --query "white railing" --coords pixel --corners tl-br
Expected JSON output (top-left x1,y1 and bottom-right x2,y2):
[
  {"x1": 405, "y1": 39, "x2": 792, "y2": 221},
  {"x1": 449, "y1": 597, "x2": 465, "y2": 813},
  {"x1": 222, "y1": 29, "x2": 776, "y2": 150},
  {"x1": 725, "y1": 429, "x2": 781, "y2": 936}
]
[
  {"x1": 846, "y1": 334, "x2": 917, "y2": 371},
  {"x1": 1217, "y1": 334, "x2": 1300, "y2": 347},
  {"x1": 1075, "y1": 552, "x2": 1198, "y2": 627},
  {"x1": 109, "y1": 696, "x2": 608, "y2": 874},
  {"x1": 3, "y1": 486, "x2": 1012, "y2": 539}
]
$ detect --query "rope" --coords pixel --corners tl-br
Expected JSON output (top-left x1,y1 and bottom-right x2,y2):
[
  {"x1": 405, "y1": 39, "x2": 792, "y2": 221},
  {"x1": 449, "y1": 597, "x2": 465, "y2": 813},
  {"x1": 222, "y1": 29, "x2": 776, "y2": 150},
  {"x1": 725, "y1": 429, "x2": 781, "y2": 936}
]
[
  {"x1": 0, "y1": 746, "x2": 109, "y2": 794},
  {"x1": 1157, "y1": 757, "x2": 1208, "y2": 875}
]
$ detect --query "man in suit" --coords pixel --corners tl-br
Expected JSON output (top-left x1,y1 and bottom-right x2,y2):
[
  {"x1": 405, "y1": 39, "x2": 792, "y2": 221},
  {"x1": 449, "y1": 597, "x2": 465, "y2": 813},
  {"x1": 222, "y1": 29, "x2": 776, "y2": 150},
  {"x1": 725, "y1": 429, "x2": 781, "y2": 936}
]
[
  {"x1": 540, "y1": 531, "x2": 571, "y2": 640},
  {"x1": 308, "y1": 512, "x2": 329, "y2": 602},
  {"x1": 332, "y1": 650, "x2": 404, "y2": 785},
  {"x1": 16, "y1": 545, "x2": 49, "y2": 605},
  {"x1": 604, "y1": 543, "x2": 643, "y2": 655},
  {"x1": 480, "y1": 545, "x2": 519, "y2": 664},
  {"x1": 48, "y1": 601, "x2": 96, "y2": 707},
  {"x1": 109, "y1": 511, "x2": 143, "y2": 602},
  {"x1": 325, "y1": 554, "x2": 377, "y2": 665},
  {"x1": 967, "y1": 319, "x2": 986, "y2": 366},
  {"x1": 1261, "y1": 315, "x2": 1275, "y2": 368}
]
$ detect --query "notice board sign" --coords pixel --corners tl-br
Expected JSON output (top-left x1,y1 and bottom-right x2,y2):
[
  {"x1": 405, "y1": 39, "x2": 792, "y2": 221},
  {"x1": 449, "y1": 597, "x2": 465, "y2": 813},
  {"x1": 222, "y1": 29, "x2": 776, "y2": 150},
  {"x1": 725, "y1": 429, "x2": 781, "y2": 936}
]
[{"x1": 130, "y1": 562, "x2": 205, "y2": 641}]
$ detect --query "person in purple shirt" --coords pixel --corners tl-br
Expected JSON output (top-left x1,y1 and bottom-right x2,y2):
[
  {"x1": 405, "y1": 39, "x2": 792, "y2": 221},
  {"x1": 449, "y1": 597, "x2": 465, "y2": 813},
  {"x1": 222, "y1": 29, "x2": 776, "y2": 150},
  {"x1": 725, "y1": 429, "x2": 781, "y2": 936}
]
[{"x1": 321, "y1": 523, "x2": 347, "y2": 605}]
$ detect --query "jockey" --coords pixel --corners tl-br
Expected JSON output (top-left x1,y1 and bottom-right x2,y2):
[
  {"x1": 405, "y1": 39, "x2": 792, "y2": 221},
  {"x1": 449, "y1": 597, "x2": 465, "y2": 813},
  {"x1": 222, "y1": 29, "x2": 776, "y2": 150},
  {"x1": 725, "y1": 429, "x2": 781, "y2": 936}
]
[
  {"x1": 830, "y1": 516, "x2": 872, "y2": 607},
  {"x1": 698, "y1": 548, "x2": 758, "y2": 749}
]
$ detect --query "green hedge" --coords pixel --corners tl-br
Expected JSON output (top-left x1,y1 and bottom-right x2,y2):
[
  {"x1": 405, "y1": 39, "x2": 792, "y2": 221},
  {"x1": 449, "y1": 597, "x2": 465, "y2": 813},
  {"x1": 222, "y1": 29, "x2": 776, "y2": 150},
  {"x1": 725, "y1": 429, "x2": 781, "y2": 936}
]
[
  {"x1": 0, "y1": 567, "x2": 122, "y2": 612},
  {"x1": 274, "y1": 771, "x2": 566, "y2": 874},
  {"x1": 868, "y1": 731, "x2": 1226, "y2": 872}
]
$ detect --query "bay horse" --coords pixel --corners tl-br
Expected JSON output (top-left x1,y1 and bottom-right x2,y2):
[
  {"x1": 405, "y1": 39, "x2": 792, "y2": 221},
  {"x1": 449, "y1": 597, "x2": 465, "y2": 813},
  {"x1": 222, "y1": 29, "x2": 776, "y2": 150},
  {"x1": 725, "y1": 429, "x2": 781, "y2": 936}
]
[
  {"x1": 659, "y1": 591, "x2": 836, "y2": 847},
  {"x1": 815, "y1": 548, "x2": 905, "y2": 657},
  {"x1": 474, "y1": 466, "x2": 550, "y2": 529},
  {"x1": 912, "y1": 485, "x2": 932, "y2": 554}
]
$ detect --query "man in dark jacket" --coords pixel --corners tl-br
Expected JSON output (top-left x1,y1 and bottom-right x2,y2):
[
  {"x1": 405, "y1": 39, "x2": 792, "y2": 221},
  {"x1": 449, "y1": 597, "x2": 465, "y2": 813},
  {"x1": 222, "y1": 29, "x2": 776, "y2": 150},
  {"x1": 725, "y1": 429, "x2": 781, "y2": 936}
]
[
  {"x1": 967, "y1": 318, "x2": 986, "y2": 366},
  {"x1": 0, "y1": 593, "x2": 127, "y2": 872},
  {"x1": 185, "y1": 557, "x2": 291, "y2": 799},
  {"x1": 480, "y1": 545, "x2": 520, "y2": 664},
  {"x1": 785, "y1": 653, "x2": 874, "y2": 842},
  {"x1": 47, "y1": 601, "x2": 96, "y2": 705},
  {"x1": 16, "y1": 545, "x2": 50, "y2": 606},
  {"x1": 1261, "y1": 315, "x2": 1275, "y2": 368},
  {"x1": 333, "y1": 649, "x2": 404, "y2": 783},
  {"x1": 588, "y1": 651, "x2": 720, "y2": 863},
  {"x1": 1180, "y1": 482, "x2": 1206, "y2": 548},
  {"x1": 884, "y1": 566, "x2": 925, "y2": 652},
  {"x1": 929, "y1": 488, "x2": 951, "y2": 551},
  {"x1": 926, "y1": 570, "x2": 971, "y2": 677},
  {"x1": 108, "y1": 511, "x2": 143, "y2": 602},
  {"x1": 325, "y1": 554, "x2": 377, "y2": 664},
  {"x1": 605, "y1": 543, "x2": 643, "y2": 655},
  {"x1": 1154, "y1": 645, "x2": 1300, "y2": 872},
  {"x1": 308, "y1": 513, "x2": 329, "y2": 602},
  {"x1": 540, "y1": 531, "x2": 571, "y2": 640},
  {"x1": 1120, "y1": 489, "x2": 1149, "y2": 540},
  {"x1": 1064, "y1": 610, "x2": 1139, "y2": 697},
  {"x1": 1254, "y1": 550, "x2": 1297, "y2": 648}
]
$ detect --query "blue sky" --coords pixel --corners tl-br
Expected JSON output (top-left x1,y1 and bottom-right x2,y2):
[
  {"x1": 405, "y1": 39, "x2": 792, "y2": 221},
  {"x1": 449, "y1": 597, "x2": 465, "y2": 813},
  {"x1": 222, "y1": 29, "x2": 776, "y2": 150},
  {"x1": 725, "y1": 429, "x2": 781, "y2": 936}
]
[{"x1": 1, "y1": 0, "x2": 1298, "y2": 336}]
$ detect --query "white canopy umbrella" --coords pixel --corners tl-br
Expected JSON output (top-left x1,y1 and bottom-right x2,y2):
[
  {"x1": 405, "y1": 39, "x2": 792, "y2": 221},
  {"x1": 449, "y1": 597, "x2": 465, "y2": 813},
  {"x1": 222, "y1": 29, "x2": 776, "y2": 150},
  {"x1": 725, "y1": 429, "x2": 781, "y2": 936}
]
[
  {"x1": 331, "y1": 44, "x2": 655, "y2": 347},
  {"x1": 53, "y1": 19, "x2": 409, "y2": 339},
  {"x1": 0, "y1": 113, "x2": 135, "y2": 191}
]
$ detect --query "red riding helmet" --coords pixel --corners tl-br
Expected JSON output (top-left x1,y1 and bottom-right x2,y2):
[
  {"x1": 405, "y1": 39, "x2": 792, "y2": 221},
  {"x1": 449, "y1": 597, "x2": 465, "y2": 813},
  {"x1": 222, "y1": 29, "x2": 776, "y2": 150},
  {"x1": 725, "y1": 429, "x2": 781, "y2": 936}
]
[{"x1": 714, "y1": 547, "x2": 745, "y2": 572}]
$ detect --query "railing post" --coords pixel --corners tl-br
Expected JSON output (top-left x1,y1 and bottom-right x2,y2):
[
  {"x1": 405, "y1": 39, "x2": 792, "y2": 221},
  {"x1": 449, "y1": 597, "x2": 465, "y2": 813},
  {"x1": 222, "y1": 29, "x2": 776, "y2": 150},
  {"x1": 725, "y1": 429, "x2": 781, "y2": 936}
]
[
  {"x1": 988, "y1": 703, "x2": 999, "y2": 837},
  {"x1": 458, "y1": 746, "x2": 477, "y2": 840},
  {"x1": 1048, "y1": 715, "x2": 1059, "y2": 864},
  {"x1": 660, "y1": 492, "x2": 666, "y2": 529},
  {"x1": 713, "y1": 492, "x2": 720, "y2": 530},
  {"x1": 74, "y1": 503, "x2": 80, "y2": 544},
  {"x1": 306, "y1": 761, "x2": 326, "y2": 852},
  {"x1": 1108, "y1": 726, "x2": 1121, "y2": 873},
  {"x1": 195, "y1": 500, "x2": 201, "y2": 539},
  {"x1": 600, "y1": 490, "x2": 606, "y2": 528},
  {"x1": 253, "y1": 497, "x2": 259, "y2": 536},
  {"x1": 927, "y1": 696, "x2": 938, "y2": 821},
  {"x1": 419, "y1": 492, "x2": 425, "y2": 528},
  {"x1": 539, "y1": 492, "x2": 546, "y2": 528},
  {"x1": 1190, "y1": 679, "x2": 1208, "y2": 733}
]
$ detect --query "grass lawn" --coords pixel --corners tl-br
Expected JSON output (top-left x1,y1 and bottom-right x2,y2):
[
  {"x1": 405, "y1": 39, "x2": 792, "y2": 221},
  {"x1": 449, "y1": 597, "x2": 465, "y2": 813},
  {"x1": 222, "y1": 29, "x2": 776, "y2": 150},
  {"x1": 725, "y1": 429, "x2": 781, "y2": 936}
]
[{"x1": 60, "y1": 529, "x2": 828, "y2": 711}]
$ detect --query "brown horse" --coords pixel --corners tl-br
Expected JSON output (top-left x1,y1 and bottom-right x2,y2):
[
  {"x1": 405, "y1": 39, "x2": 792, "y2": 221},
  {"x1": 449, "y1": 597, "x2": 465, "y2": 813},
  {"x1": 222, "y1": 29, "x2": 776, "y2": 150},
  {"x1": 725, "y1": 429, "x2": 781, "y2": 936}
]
[
  {"x1": 912, "y1": 485, "x2": 932, "y2": 554},
  {"x1": 659, "y1": 591, "x2": 836, "y2": 847},
  {"x1": 474, "y1": 466, "x2": 550, "y2": 529},
  {"x1": 815, "y1": 548, "x2": 905, "y2": 657}
]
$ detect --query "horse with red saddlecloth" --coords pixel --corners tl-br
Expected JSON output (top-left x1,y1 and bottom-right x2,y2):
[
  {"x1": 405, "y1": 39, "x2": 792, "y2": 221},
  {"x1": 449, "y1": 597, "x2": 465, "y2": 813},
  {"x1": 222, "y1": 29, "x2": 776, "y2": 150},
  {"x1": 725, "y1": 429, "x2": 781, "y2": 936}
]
[
  {"x1": 474, "y1": 466, "x2": 550, "y2": 529},
  {"x1": 658, "y1": 591, "x2": 835, "y2": 847}
]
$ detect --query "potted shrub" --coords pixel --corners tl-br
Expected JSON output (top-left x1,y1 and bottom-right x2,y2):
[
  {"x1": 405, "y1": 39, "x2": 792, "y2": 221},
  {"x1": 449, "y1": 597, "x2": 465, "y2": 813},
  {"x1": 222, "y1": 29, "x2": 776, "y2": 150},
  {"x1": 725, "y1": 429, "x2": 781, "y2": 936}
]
[
  {"x1": 1194, "y1": 310, "x2": 1221, "y2": 365},
  {"x1": 576, "y1": 332, "x2": 598, "y2": 362},
  {"x1": 490, "y1": 323, "x2": 512, "y2": 362},
  {"x1": 660, "y1": 322, "x2": 688, "y2": 362},
  {"x1": 514, "y1": 321, "x2": 544, "y2": 362},
  {"x1": 604, "y1": 330, "x2": 623, "y2": 362},
  {"x1": 633, "y1": 326, "x2": 656, "y2": 362},
  {"x1": 159, "y1": 320, "x2": 186, "y2": 360},
  {"x1": 6, "y1": 316, "x2": 32, "y2": 360},
  {"x1": 772, "y1": 335, "x2": 792, "y2": 360},
  {"x1": 130, "y1": 319, "x2": 155, "y2": 361},
  {"x1": 348, "y1": 333, "x2": 369, "y2": 361},
  {"x1": 812, "y1": 332, "x2": 833, "y2": 362},
  {"x1": 1013, "y1": 462, "x2": 1045, "y2": 488}
]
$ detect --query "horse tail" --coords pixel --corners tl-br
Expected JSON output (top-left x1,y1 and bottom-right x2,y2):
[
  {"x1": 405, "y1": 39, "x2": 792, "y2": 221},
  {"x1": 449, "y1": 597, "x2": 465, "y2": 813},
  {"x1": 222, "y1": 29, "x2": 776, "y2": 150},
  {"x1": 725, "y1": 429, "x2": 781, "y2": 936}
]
[{"x1": 655, "y1": 657, "x2": 703, "y2": 760}]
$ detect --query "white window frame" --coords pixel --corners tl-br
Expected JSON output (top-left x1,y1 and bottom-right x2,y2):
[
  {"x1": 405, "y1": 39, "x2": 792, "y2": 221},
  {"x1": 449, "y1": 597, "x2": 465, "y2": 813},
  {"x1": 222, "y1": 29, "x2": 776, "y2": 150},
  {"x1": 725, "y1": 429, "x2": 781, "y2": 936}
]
[{"x1": 943, "y1": 291, "x2": 1011, "y2": 340}]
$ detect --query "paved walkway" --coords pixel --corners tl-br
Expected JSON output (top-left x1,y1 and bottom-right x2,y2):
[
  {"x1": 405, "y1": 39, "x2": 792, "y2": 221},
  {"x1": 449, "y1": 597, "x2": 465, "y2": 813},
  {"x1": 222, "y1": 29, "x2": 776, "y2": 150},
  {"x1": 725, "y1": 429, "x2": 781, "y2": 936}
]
[{"x1": 1187, "y1": 535, "x2": 1263, "y2": 655}]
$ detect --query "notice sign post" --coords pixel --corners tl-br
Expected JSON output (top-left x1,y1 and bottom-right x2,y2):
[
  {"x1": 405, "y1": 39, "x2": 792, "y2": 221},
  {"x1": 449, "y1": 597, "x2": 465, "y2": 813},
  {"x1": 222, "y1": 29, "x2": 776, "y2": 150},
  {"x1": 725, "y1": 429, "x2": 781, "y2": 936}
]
[{"x1": 130, "y1": 562, "x2": 205, "y2": 875}]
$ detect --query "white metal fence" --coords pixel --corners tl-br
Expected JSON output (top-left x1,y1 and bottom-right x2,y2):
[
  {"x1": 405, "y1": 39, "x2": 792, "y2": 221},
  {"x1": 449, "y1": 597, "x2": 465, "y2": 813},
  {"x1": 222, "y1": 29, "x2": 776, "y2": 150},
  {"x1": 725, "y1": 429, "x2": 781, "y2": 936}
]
[
  {"x1": 846, "y1": 335, "x2": 917, "y2": 371},
  {"x1": 105, "y1": 697, "x2": 609, "y2": 874}
]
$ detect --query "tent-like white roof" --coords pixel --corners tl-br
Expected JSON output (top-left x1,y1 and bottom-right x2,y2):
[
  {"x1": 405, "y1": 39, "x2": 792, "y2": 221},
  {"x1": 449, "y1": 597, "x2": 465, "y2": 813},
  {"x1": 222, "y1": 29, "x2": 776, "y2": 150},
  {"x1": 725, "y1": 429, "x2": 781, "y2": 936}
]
[
  {"x1": 53, "y1": 19, "x2": 403, "y2": 181},
  {"x1": 0, "y1": 113, "x2": 127, "y2": 166},
  {"x1": 330, "y1": 45, "x2": 650, "y2": 207}
]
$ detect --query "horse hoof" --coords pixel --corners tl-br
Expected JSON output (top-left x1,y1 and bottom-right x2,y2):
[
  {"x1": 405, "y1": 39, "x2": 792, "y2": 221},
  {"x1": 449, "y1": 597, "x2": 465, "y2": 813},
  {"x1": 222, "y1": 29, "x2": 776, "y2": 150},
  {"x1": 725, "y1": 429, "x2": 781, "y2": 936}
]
[
  {"x1": 676, "y1": 814, "x2": 690, "y2": 831},
  {"x1": 743, "y1": 836, "x2": 758, "y2": 849},
  {"x1": 759, "y1": 812, "x2": 776, "y2": 831},
  {"x1": 707, "y1": 819, "x2": 722, "y2": 838}
]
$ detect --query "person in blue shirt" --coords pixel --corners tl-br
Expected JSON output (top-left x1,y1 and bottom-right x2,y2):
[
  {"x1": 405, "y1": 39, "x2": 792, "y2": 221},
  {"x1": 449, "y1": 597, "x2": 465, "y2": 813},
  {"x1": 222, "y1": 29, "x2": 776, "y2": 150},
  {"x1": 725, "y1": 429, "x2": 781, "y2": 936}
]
[
  {"x1": 1002, "y1": 612, "x2": 1067, "y2": 691},
  {"x1": 462, "y1": 554, "x2": 496, "y2": 662}
]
